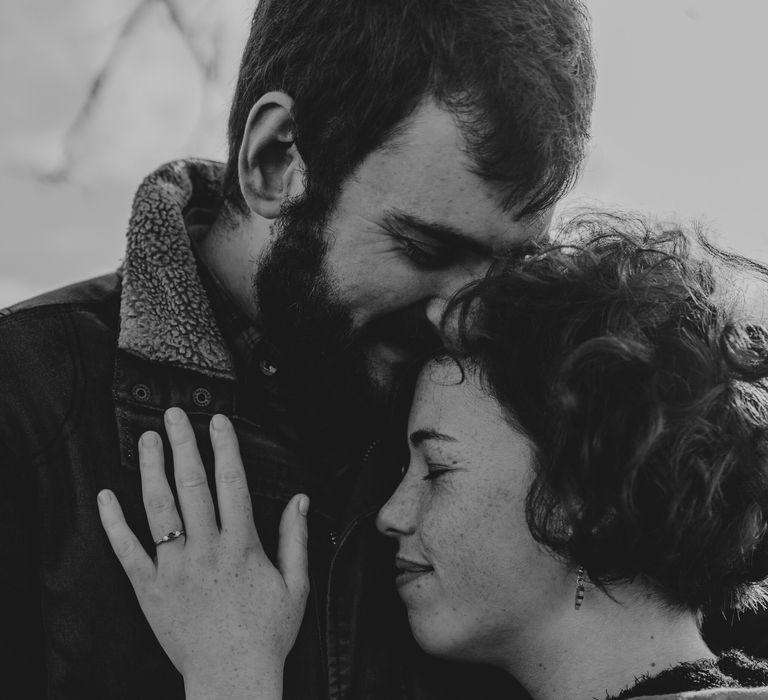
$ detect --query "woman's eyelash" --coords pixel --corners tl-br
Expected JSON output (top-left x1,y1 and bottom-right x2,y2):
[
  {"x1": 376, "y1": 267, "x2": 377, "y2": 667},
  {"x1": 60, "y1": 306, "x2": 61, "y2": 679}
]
[{"x1": 423, "y1": 466, "x2": 451, "y2": 481}]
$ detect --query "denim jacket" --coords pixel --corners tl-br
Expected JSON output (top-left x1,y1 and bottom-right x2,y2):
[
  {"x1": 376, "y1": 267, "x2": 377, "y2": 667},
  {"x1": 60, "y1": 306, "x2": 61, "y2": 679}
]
[{"x1": 0, "y1": 160, "x2": 522, "y2": 699}]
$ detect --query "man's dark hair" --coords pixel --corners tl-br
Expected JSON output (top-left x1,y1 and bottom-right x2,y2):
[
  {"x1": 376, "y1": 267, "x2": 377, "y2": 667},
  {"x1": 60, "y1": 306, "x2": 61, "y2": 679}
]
[
  {"x1": 444, "y1": 212, "x2": 768, "y2": 613},
  {"x1": 224, "y1": 0, "x2": 595, "y2": 220}
]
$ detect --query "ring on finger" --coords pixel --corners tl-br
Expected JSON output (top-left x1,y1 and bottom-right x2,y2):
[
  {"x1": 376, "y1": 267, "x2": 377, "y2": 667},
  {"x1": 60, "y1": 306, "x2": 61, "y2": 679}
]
[{"x1": 154, "y1": 529, "x2": 186, "y2": 547}]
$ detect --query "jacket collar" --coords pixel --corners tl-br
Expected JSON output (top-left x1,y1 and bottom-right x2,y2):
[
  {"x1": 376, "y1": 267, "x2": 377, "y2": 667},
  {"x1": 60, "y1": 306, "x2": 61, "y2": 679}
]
[
  {"x1": 118, "y1": 159, "x2": 236, "y2": 381},
  {"x1": 631, "y1": 690, "x2": 768, "y2": 699}
]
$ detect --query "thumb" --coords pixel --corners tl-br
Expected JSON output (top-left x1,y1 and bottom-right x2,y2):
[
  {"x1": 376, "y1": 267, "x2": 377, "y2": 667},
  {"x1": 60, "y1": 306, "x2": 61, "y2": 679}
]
[{"x1": 277, "y1": 494, "x2": 310, "y2": 600}]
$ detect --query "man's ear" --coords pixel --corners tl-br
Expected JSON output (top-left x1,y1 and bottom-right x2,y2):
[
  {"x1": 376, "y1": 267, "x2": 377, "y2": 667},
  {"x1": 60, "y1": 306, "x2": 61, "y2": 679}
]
[{"x1": 238, "y1": 92, "x2": 306, "y2": 219}]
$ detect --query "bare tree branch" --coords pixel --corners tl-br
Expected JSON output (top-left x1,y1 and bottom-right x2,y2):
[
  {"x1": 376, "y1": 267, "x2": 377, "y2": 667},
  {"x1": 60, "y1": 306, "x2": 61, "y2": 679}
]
[
  {"x1": 162, "y1": 0, "x2": 222, "y2": 81},
  {"x1": 46, "y1": 0, "x2": 227, "y2": 182},
  {"x1": 48, "y1": 0, "x2": 155, "y2": 181}
]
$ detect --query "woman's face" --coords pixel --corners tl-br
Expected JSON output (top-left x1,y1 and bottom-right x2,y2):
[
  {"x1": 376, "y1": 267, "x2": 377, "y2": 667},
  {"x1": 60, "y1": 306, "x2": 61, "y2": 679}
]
[{"x1": 376, "y1": 359, "x2": 569, "y2": 664}]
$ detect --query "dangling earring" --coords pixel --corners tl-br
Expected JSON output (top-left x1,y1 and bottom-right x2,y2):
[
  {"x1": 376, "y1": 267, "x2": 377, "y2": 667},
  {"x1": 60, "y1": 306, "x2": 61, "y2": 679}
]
[{"x1": 574, "y1": 566, "x2": 586, "y2": 610}]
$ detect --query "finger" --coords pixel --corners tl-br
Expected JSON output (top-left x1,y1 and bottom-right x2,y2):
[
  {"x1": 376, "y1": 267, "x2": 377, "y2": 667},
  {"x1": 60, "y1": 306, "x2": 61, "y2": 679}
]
[
  {"x1": 97, "y1": 489, "x2": 155, "y2": 586},
  {"x1": 138, "y1": 430, "x2": 185, "y2": 551},
  {"x1": 277, "y1": 494, "x2": 310, "y2": 600},
  {"x1": 165, "y1": 407, "x2": 217, "y2": 542},
  {"x1": 210, "y1": 414, "x2": 261, "y2": 549}
]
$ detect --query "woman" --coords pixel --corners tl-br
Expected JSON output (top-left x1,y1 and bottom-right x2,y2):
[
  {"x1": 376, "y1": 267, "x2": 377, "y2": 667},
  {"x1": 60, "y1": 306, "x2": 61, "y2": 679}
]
[{"x1": 97, "y1": 213, "x2": 768, "y2": 699}]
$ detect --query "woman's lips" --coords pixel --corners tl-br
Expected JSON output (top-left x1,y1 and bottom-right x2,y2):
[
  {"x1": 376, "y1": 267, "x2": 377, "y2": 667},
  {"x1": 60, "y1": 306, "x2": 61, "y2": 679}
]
[
  {"x1": 396, "y1": 569, "x2": 433, "y2": 587},
  {"x1": 395, "y1": 556, "x2": 434, "y2": 587}
]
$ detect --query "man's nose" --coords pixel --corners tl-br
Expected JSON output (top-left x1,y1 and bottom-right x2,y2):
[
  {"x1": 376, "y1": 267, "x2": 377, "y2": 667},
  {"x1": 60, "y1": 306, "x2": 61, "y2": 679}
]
[
  {"x1": 425, "y1": 261, "x2": 490, "y2": 331},
  {"x1": 425, "y1": 296, "x2": 449, "y2": 330}
]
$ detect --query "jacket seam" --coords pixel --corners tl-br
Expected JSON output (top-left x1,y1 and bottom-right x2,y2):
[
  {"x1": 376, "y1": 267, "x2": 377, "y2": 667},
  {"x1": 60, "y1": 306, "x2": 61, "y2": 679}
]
[{"x1": 0, "y1": 298, "x2": 119, "y2": 331}]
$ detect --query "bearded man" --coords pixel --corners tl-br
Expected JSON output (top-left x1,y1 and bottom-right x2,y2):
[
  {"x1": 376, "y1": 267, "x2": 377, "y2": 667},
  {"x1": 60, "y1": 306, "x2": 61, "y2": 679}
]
[{"x1": 0, "y1": 1, "x2": 595, "y2": 698}]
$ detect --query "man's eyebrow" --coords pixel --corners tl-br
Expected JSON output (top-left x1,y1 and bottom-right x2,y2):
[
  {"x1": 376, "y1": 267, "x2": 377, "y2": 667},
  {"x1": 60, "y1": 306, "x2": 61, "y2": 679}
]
[
  {"x1": 409, "y1": 428, "x2": 458, "y2": 448},
  {"x1": 385, "y1": 210, "x2": 497, "y2": 258}
]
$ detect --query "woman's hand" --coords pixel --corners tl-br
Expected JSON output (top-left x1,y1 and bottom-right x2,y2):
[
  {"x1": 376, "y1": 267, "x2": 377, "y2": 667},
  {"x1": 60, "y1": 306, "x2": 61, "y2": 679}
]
[{"x1": 97, "y1": 408, "x2": 309, "y2": 700}]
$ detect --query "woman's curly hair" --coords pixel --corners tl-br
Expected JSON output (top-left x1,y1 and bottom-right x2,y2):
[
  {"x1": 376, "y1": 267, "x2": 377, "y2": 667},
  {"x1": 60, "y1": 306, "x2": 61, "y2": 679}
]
[{"x1": 443, "y1": 212, "x2": 768, "y2": 614}]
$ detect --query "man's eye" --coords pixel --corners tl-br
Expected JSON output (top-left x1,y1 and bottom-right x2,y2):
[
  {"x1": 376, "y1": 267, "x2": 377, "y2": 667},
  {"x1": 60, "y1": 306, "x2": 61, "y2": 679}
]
[{"x1": 398, "y1": 236, "x2": 453, "y2": 269}]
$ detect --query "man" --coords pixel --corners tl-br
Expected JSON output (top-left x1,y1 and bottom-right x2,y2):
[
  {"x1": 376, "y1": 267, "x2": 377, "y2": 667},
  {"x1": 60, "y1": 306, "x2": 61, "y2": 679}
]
[{"x1": 0, "y1": 1, "x2": 595, "y2": 698}]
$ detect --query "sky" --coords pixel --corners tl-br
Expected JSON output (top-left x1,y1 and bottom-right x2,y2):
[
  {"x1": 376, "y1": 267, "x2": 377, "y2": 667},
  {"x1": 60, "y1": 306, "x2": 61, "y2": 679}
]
[{"x1": 1, "y1": 0, "x2": 766, "y2": 308}]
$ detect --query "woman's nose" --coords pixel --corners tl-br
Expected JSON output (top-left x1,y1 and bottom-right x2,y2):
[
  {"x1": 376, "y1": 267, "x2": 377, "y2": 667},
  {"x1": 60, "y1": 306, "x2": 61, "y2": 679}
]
[{"x1": 376, "y1": 480, "x2": 417, "y2": 539}]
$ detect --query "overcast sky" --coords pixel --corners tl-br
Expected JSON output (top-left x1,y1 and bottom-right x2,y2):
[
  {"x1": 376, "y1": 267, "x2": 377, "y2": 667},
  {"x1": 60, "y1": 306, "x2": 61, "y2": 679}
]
[{"x1": 1, "y1": 0, "x2": 766, "y2": 307}]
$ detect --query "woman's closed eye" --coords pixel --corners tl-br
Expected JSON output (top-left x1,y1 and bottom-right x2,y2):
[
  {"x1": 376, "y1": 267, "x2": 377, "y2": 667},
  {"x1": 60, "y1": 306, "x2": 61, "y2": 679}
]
[{"x1": 423, "y1": 464, "x2": 452, "y2": 481}]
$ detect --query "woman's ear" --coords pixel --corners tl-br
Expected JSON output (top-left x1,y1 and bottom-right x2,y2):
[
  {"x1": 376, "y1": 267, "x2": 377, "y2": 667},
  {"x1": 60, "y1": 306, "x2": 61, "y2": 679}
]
[{"x1": 238, "y1": 91, "x2": 306, "y2": 219}]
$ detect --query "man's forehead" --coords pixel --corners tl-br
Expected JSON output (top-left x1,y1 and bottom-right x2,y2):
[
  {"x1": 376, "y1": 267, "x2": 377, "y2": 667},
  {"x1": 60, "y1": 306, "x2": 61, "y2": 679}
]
[{"x1": 354, "y1": 102, "x2": 552, "y2": 252}]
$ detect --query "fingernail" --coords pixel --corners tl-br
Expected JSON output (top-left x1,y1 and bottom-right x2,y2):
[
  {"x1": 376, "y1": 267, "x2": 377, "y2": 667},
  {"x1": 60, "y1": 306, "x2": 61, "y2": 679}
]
[
  {"x1": 211, "y1": 414, "x2": 228, "y2": 431},
  {"x1": 298, "y1": 495, "x2": 309, "y2": 517},
  {"x1": 141, "y1": 431, "x2": 157, "y2": 447},
  {"x1": 166, "y1": 407, "x2": 183, "y2": 424},
  {"x1": 97, "y1": 490, "x2": 112, "y2": 505}
]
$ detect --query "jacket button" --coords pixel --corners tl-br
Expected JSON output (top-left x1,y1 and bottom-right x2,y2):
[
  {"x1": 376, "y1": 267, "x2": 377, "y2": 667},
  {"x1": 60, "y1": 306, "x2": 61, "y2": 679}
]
[
  {"x1": 192, "y1": 387, "x2": 212, "y2": 407},
  {"x1": 131, "y1": 383, "x2": 151, "y2": 402},
  {"x1": 259, "y1": 359, "x2": 278, "y2": 376}
]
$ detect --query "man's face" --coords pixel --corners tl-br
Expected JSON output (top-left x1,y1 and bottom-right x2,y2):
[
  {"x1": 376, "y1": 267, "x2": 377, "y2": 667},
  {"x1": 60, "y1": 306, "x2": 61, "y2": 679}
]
[{"x1": 256, "y1": 101, "x2": 548, "y2": 446}]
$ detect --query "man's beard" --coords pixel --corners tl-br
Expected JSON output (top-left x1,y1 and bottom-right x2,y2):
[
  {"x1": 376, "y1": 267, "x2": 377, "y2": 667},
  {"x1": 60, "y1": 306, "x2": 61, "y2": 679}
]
[{"x1": 254, "y1": 192, "x2": 438, "y2": 459}]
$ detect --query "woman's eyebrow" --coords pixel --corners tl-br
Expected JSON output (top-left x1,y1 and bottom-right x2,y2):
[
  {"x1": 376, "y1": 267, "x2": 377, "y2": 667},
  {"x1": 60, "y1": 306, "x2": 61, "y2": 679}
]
[{"x1": 409, "y1": 428, "x2": 457, "y2": 448}]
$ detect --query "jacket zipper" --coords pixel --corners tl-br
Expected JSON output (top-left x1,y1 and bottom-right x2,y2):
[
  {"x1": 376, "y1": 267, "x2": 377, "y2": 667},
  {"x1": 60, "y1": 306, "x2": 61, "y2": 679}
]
[
  {"x1": 324, "y1": 507, "x2": 379, "y2": 700},
  {"x1": 327, "y1": 440, "x2": 378, "y2": 552},
  {"x1": 325, "y1": 439, "x2": 380, "y2": 699}
]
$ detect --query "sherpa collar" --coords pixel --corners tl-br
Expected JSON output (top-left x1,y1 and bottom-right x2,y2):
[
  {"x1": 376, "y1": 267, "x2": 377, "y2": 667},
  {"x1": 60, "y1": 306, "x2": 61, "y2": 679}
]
[
  {"x1": 118, "y1": 159, "x2": 236, "y2": 380},
  {"x1": 616, "y1": 650, "x2": 768, "y2": 700}
]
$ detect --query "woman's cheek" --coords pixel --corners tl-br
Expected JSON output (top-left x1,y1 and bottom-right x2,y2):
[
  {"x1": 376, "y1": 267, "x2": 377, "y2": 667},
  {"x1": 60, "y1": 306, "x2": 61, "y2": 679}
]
[{"x1": 421, "y1": 494, "x2": 482, "y2": 587}]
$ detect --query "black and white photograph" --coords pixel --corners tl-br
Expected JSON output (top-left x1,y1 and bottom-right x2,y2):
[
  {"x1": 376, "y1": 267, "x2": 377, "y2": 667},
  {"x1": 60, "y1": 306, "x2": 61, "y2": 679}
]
[{"x1": 1, "y1": 2, "x2": 767, "y2": 699}]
